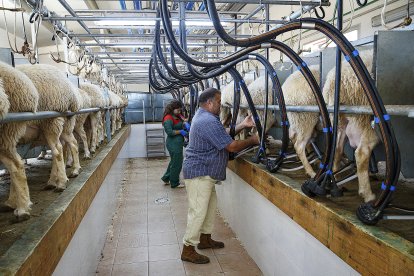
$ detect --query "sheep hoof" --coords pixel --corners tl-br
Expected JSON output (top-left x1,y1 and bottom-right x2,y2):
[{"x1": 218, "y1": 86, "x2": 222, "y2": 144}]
[
  {"x1": 362, "y1": 192, "x2": 376, "y2": 203},
  {"x1": 54, "y1": 186, "x2": 66, "y2": 193},
  {"x1": 44, "y1": 183, "x2": 57, "y2": 190},
  {"x1": 0, "y1": 203, "x2": 14, "y2": 212},
  {"x1": 84, "y1": 155, "x2": 91, "y2": 160},
  {"x1": 12, "y1": 212, "x2": 30, "y2": 223},
  {"x1": 69, "y1": 170, "x2": 80, "y2": 178},
  {"x1": 66, "y1": 163, "x2": 73, "y2": 168}
]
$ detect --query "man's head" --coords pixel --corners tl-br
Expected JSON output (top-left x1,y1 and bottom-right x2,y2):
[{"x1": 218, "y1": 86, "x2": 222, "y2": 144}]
[{"x1": 199, "y1": 88, "x2": 221, "y2": 116}]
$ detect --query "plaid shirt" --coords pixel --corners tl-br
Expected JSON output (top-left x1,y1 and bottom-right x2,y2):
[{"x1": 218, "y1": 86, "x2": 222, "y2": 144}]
[{"x1": 183, "y1": 108, "x2": 233, "y2": 181}]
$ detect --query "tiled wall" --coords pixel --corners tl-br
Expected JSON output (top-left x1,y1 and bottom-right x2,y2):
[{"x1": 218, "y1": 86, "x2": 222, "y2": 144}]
[
  {"x1": 53, "y1": 149, "x2": 128, "y2": 276},
  {"x1": 216, "y1": 169, "x2": 360, "y2": 276}
]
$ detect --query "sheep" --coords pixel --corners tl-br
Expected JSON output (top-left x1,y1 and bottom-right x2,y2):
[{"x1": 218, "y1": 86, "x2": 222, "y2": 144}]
[
  {"x1": 18, "y1": 64, "x2": 82, "y2": 182},
  {"x1": 79, "y1": 83, "x2": 106, "y2": 154},
  {"x1": 219, "y1": 73, "x2": 256, "y2": 127},
  {"x1": 282, "y1": 51, "x2": 377, "y2": 202},
  {"x1": 108, "y1": 90, "x2": 122, "y2": 135},
  {"x1": 74, "y1": 88, "x2": 92, "y2": 159},
  {"x1": 282, "y1": 65, "x2": 321, "y2": 179},
  {"x1": 323, "y1": 51, "x2": 378, "y2": 202},
  {"x1": 0, "y1": 62, "x2": 40, "y2": 219},
  {"x1": 0, "y1": 79, "x2": 9, "y2": 119},
  {"x1": 240, "y1": 75, "x2": 276, "y2": 136},
  {"x1": 117, "y1": 94, "x2": 128, "y2": 130}
]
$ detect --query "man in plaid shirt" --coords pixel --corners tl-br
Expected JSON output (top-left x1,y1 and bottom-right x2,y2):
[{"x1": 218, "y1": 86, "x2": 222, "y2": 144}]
[{"x1": 181, "y1": 88, "x2": 259, "y2": 264}]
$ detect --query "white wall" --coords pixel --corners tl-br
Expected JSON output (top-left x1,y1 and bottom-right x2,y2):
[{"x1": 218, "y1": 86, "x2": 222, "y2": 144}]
[
  {"x1": 216, "y1": 169, "x2": 360, "y2": 276},
  {"x1": 126, "y1": 83, "x2": 150, "y2": 92},
  {"x1": 53, "y1": 145, "x2": 127, "y2": 276}
]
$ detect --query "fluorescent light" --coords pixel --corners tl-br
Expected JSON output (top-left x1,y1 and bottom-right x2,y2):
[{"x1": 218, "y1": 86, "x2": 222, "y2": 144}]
[{"x1": 94, "y1": 20, "x2": 217, "y2": 27}]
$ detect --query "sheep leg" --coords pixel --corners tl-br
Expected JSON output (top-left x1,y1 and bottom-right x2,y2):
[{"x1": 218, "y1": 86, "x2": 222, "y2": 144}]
[
  {"x1": 43, "y1": 119, "x2": 68, "y2": 191},
  {"x1": 333, "y1": 117, "x2": 348, "y2": 172},
  {"x1": 37, "y1": 149, "x2": 47, "y2": 160},
  {"x1": 64, "y1": 142, "x2": 74, "y2": 168},
  {"x1": 75, "y1": 122, "x2": 91, "y2": 159},
  {"x1": 111, "y1": 110, "x2": 116, "y2": 135},
  {"x1": 0, "y1": 149, "x2": 31, "y2": 220},
  {"x1": 117, "y1": 110, "x2": 122, "y2": 130},
  {"x1": 89, "y1": 113, "x2": 98, "y2": 153},
  {"x1": 61, "y1": 132, "x2": 81, "y2": 178},
  {"x1": 346, "y1": 117, "x2": 378, "y2": 202},
  {"x1": 290, "y1": 115, "x2": 317, "y2": 178}
]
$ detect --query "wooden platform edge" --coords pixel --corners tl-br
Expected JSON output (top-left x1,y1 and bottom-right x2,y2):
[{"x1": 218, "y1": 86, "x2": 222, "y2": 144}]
[
  {"x1": 227, "y1": 158, "x2": 414, "y2": 276},
  {"x1": 0, "y1": 125, "x2": 130, "y2": 276}
]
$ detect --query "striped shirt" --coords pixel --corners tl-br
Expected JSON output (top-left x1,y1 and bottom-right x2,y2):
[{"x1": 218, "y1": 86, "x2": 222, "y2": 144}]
[{"x1": 183, "y1": 108, "x2": 233, "y2": 181}]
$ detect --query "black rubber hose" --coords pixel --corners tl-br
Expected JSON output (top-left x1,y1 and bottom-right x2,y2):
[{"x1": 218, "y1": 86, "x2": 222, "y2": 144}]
[
  {"x1": 356, "y1": 0, "x2": 368, "y2": 7},
  {"x1": 213, "y1": 77, "x2": 220, "y2": 90},
  {"x1": 315, "y1": 7, "x2": 326, "y2": 19},
  {"x1": 267, "y1": 41, "x2": 332, "y2": 179},
  {"x1": 250, "y1": 53, "x2": 289, "y2": 168},
  {"x1": 229, "y1": 67, "x2": 263, "y2": 142}
]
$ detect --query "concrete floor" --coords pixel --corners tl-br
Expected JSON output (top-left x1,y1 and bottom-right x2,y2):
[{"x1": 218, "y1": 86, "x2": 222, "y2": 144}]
[{"x1": 96, "y1": 158, "x2": 262, "y2": 276}]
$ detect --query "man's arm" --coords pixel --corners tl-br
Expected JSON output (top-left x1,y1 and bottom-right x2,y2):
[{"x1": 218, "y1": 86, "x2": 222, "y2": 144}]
[
  {"x1": 225, "y1": 135, "x2": 259, "y2": 153},
  {"x1": 225, "y1": 115, "x2": 255, "y2": 135}
]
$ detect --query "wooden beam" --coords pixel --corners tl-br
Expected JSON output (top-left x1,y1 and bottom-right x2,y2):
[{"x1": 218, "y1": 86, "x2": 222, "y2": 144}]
[{"x1": 227, "y1": 158, "x2": 414, "y2": 276}]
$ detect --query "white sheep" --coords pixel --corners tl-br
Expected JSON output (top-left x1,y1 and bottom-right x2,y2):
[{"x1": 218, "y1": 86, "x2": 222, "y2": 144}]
[
  {"x1": 219, "y1": 73, "x2": 256, "y2": 127},
  {"x1": 0, "y1": 62, "x2": 39, "y2": 219},
  {"x1": 240, "y1": 75, "x2": 276, "y2": 136},
  {"x1": 282, "y1": 51, "x2": 377, "y2": 202},
  {"x1": 323, "y1": 51, "x2": 378, "y2": 202},
  {"x1": 282, "y1": 65, "x2": 321, "y2": 179},
  {"x1": 74, "y1": 88, "x2": 92, "y2": 159},
  {"x1": 108, "y1": 90, "x2": 122, "y2": 135},
  {"x1": 0, "y1": 79, "x2": 9, "y2": 119},
  {"x1": 80, "y1": 83, "x2": 106, "y2": 153},
  {"x1": 18, "y1": 64, "x2": 82, "y2": 181}
]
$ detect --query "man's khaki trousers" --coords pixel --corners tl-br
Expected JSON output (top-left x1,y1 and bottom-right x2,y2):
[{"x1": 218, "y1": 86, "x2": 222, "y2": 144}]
[{"x1": 183, "y1": 176, "x2": 217, "y2": 246}]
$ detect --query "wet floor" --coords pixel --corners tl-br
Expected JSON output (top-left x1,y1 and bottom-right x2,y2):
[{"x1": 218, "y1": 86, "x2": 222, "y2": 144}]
[{"x1": 96, "y1": 158, "x2": 262, "y2": 276}]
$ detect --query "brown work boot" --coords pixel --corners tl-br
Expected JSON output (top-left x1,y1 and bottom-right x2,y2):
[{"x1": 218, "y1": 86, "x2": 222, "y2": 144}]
[
  {"x1": 181, "y1": 245, "x2": 210, "y2": 264},
  {"x1": 197, "y1": 233, "x2": 225, "y2": 249}
]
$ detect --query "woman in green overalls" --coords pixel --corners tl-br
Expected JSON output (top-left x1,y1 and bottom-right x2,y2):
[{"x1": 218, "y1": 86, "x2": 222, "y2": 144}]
[{"x1": 161, "y1": 100, "x2": 189, "y2": 188}]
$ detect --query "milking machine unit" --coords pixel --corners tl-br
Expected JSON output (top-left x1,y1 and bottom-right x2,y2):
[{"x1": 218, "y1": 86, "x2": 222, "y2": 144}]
[{"x1": 150, "y1": 0, "x2": 407, "y2": 225}]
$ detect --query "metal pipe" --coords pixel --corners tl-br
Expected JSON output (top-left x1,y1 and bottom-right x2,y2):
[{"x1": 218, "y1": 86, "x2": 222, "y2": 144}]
[
  {"x1": 269, "y1": 5, "x2": 318, "y2": 31},
  {"x1": 73, "y1": 9, "x2": 249, "y2": 15},
  {"x1": 46, "y1": 16, "x2": 286, "y2": 24},
  {"x1": 70, "y1": 33, "x2": 252, "y2": 38},
  {"x1": 56, "y1": 0, "x2": 119, "y2": 71},
  {"x1": 86, "y1": 51, "x2": 229, "y2": 55},
  {"x1": 78, "y1": 43, "x2": 233, "y2": 47},
  {"x1": 227, "y1": 4, "x2": 262, "y2": 33},
  {"x1": 0, "y1": 107, "x2": 124, "y2": 124},
  {"x1": 71, "y1": 0, "x2": 330, "y2": 4},
  {"x1": 224, "y1": 104, "x2": 414, "y2": 117}
]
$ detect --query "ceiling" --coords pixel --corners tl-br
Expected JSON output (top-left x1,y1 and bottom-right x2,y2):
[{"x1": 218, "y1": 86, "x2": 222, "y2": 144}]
[{"x1": 0, "y1": 0, "x2": 325, "y2": 85}]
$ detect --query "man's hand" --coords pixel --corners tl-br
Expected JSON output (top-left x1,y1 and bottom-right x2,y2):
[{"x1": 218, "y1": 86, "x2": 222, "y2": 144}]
[
  {"x1": 241, "y1": 115, "x2": 256, "y2": 129},
  {"x1": 248, "y1": 134, "x2": 260, "y2": 145}
]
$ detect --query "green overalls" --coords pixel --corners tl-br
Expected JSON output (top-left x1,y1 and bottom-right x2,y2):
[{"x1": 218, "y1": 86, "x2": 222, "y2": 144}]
[{"x1": 161, "y1": 114, "x2": 184, "y2": 188}]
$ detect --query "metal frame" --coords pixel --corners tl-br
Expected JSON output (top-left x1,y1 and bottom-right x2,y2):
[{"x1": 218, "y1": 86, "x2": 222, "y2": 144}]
[{"x1": 18, "y1": 0, "x2": 331, "y2": 85}]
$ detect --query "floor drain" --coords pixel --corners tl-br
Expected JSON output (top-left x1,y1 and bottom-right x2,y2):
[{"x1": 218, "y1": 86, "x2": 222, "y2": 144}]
[{"x1": 155, "y1": 197, "x2": 169, "y2": 204}]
